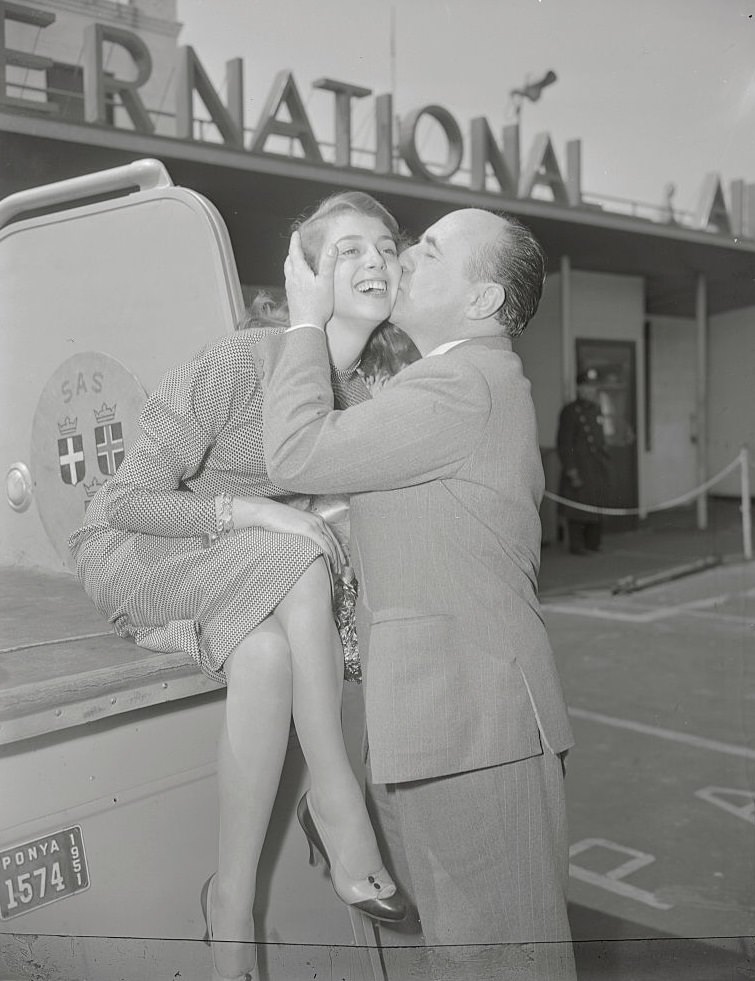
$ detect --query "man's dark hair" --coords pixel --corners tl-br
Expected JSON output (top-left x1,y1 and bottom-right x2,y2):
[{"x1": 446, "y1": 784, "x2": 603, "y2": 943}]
[{"x1": 465, "y1": 213, "x2": 547, "y2": 338}]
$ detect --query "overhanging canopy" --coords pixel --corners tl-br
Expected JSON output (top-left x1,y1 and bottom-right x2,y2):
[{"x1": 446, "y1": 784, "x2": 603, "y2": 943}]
[{"x1": 3, "y1": 111, "x2": 754, "y2": 319}]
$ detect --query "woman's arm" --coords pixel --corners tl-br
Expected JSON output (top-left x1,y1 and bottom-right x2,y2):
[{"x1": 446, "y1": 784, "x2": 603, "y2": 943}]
[
  {"x1": 233, "y1": 496, "x2": 345, "y2": 570},
  {"x1": 99, "y1": 343, "x2": 236, "y2": 539},
  {"x1": 97, "y1": 339, "x2": 346, "y2": 567}
]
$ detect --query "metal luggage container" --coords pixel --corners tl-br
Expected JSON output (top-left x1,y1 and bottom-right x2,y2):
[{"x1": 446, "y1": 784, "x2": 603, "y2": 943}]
[{"x1": 0, "y1": 160, "x2": 390, "y2": 980}]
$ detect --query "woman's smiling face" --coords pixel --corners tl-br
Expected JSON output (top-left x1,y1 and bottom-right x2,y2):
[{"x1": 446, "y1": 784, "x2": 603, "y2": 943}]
[{"x1": 315, "y1": 213, "x2": 402, "y2": 329}]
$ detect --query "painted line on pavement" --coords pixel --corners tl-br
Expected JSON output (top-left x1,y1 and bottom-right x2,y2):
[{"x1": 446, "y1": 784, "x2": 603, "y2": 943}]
[
  {"x1": 569, "y1": 838, "x2": 673, "y2": 910},
  {"x1": 695, "y1": 787, "x2": 755, "y2": 824},
  {"x1": 544, "y1": 588, "x2": 753, "y2": 623},
  {"x1": 569, "y1": 708, "x2": 755, "y2": 760},
  {"x1": 684, "y1": 608, "x2": 755, "y2": 626}
]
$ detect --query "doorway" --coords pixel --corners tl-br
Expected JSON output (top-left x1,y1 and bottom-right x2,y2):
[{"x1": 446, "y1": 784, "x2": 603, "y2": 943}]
[{"x1": 575, "y1": 339, "x2": 638, "y2": 531}]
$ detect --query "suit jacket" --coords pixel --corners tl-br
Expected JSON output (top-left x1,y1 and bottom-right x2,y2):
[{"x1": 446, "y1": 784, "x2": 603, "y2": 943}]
[{"x1": 257, "y1": 329, "x2": 574, "y2": 784}]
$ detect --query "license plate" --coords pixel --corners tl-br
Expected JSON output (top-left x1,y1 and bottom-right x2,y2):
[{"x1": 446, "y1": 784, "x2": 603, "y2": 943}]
[{"x1": 0, "y1": 825, "x2": 90, "y2": 920}]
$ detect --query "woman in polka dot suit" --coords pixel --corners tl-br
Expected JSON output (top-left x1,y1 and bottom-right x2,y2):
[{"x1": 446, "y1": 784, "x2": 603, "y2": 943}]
[{"x1": 69, "y1": 192, "x2": 417, "y2": 981}]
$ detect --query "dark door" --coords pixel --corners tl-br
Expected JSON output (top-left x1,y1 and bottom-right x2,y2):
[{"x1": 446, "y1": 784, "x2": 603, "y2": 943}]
[{"x1": 576, "y1": 339, "x2": 638, "y2": 531}]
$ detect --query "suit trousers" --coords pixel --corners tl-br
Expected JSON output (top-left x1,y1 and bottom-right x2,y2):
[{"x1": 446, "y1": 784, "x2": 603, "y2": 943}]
[
  {"x1": 366, "y1": 750, "x2": 577, "y2": 981},
  {"x1": 567, "y1": 518, "x2": 603, "y2": 553}
]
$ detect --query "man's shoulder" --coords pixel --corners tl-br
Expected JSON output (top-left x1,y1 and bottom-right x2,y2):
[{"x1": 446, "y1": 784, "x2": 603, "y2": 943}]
[
  {"x1": 388, "y1": 341, "x2": 530, "y2": 400},
  {"x1": 388, "y1": 345, "x2": 492, "y2": 390},
  {"x1": 556, "y1": 403, "x2": 577, "y2": 435},
  {"x1": 457, "y1": 338, "x2": 522, "y2": 370},
  {"x1": 455, "y1": 339, "x2": 533, "y2": 396}
]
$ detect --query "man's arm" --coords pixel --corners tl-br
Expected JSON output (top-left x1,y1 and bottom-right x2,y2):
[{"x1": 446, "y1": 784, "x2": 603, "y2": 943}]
[{"x1": 259, "y1": 328, "x2": 491, "y2": 495}]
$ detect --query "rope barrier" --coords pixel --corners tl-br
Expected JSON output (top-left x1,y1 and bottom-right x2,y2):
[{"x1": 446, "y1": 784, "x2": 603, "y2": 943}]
[
  {"x1": 543, "y1": 454, "x2": 742, "y2": 517},
  {"x1": 543, "y1": 446, "x2": 755, "y2": 561},
  {"x1": 544, "y1": 446, "x2": 753, "y2": 562}
]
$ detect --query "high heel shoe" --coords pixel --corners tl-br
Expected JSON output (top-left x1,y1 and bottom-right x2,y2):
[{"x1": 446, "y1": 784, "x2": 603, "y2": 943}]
[
  {"x1": 296, "y1": 792, "x2": 407, "y2": 923},
  {"x1": 200, "y1": 874, "x2": 257, "y2": 981}
]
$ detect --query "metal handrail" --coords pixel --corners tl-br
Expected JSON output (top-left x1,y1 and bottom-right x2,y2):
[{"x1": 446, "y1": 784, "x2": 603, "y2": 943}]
[{"x1": 0, "y1": 159, "x2": 172, "y2": 230}]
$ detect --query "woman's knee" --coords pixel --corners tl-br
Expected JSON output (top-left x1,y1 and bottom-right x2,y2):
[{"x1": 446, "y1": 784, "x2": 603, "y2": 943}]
[
  {"x1": 226, "y1": 623, "x2": 293, "y2": 689},
  {"x1": 286, "y1": 556, "x2": 332, "y2": 609}
]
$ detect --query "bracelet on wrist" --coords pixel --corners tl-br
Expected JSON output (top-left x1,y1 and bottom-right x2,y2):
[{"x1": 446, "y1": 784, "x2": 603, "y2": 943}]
[
  {"x1": 217, "y1": 491, "x2": 235, "y2": 536},
  {"x1": 203, "y1": 493, "x2": 236, "y2": 548},
  {"x1": 206, "y1": 492, "x2": 235, "y2": 545}
]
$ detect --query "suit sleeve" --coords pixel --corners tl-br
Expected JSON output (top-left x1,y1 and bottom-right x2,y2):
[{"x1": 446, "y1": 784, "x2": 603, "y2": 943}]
[{"x1": 258, "y1": 328, "x2": 491, "y2": 494}]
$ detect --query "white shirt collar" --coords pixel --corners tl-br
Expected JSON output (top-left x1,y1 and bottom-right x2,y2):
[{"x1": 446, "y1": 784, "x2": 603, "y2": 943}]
[{"x1": 424, "y1": 338, "x2": 471, "y2": 358}]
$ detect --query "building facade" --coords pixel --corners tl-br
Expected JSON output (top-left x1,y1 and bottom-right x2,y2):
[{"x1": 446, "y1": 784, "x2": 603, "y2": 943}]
[{"x1": 3, "y1": 0, "x2": 754, "y2": 528}]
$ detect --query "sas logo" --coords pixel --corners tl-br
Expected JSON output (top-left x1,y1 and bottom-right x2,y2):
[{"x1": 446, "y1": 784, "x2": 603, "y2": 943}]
[
  {"x1": 93, "y1": 403, "x2": 125, "y2": 476},
  {"x1": 57, "y1": 416, "x2": 85, "y2": 486},
  {"x1": 55, "y1": 403, "x2": 125, "y2": 486},
  {"x1": 31, "y1": 352, "x2": 147, "y2": 571}
]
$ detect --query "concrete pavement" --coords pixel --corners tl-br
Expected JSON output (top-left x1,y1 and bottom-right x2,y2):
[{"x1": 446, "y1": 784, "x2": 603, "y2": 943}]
[
  {"x1": 539, "y1": 497, "x2": 747, "y2": 598},
  {"x1": 540, "y1": 500, "x2": 755, "y2": 980}
]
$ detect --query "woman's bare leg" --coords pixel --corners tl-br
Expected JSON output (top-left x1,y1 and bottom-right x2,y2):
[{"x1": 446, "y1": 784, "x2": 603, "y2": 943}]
[
  {"x1": 212, "y1": 556, "x2": 387, "y2": 976},
  {"x1": 275, "y1": 557, "x2": 383, "y2": 877},
  {"x1": 213, "y1": 618, "x2": 293, "y2": 977}
]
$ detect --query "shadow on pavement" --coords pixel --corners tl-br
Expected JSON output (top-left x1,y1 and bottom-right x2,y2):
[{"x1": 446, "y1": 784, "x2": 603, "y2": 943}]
[{"x1": 571, "y1": 903, "x2": 754, "y2": 980}]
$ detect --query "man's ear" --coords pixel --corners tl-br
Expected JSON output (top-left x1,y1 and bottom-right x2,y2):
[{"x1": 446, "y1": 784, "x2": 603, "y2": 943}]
[{"x1": 468, "y1": 283, "x2": 505, "y2": 321}]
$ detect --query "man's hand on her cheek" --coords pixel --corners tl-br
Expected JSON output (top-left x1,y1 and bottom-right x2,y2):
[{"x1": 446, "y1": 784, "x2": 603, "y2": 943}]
[{"x1": 285, "y1": 231, "x2": 337, "y2": 329}]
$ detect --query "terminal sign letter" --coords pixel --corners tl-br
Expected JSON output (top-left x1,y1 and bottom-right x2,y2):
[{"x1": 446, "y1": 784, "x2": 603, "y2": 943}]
[
  {"x1": 312, "y1": 77, "x2": 372, "y2": 168},
  {"x1": 0, "y1": 1, "x2": 56, "y2": 114},
  {"x1": 175, "y1": 46, "x2": 243, "y2": 148},
  {"x1": 82, "y1": 23, "x2": 154, "y2": 134},
  {"x1": 250, "y1": 70, "x2": 323, "y2": 163}
]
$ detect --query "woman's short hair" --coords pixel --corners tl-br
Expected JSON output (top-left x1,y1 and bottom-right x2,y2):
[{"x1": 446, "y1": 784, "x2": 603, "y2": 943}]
[
  {"x1": 241, "y1": 191, "x2": 419, "y2": 384},
  {"x1": 294, "y1": 191, "x2": 401, "y2": 269},
  {"x1": 466, "y1": 213, "x2": 547, "y2": 338}
]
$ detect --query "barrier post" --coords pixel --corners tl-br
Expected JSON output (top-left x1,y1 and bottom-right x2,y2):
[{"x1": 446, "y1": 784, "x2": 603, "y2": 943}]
[
  {"x1": 560, "y1": 254, "x2": 573, "y2": 405},
  {"x1": 741, "y1": 446, "x2": 752, "y2": 561},
  {"x1": 695, "y1": 273, "x2": 708, "y2": 531}
]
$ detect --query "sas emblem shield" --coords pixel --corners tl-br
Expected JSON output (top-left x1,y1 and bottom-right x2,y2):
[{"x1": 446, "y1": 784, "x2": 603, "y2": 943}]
[
  {"x1": 95, "y1": 421, "x2": 125, "y2": 475},
  {"x1": 58, "y1": 435, "x2": 85, "y2": 486}
]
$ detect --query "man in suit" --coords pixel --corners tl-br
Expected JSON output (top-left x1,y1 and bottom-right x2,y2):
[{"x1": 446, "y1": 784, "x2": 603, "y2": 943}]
[
  {"x1": 557, "y1": 369, "x2": 611, "y2": 554},
  {"x1": 259, "y1": 208, "x2": 576, "y2": 980}
]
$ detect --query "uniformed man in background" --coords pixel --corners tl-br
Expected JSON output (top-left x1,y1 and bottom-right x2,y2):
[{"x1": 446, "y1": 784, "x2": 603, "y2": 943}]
[{"x1": 556, "y1": 369, "x2": 610, "y2": 554}]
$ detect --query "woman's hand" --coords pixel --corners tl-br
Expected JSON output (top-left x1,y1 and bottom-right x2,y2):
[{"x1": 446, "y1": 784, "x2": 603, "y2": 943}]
[
  {"x1": 234, "y1": 496, "x2": 346, "y2": 573},
  {"x1": 284, "y1": 230, "x2": 338, "y2": 328}
]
